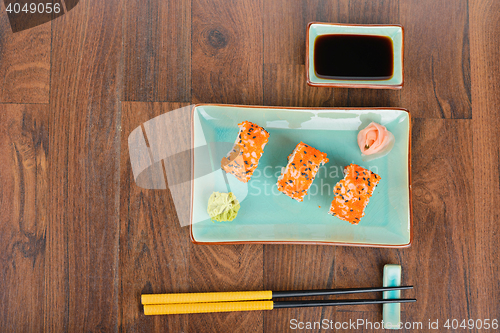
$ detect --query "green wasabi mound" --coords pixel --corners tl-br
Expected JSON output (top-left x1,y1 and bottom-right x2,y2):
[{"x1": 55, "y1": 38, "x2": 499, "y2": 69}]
[{"x1": 207, "y1": 192, "x2": 240, "y2": 222}]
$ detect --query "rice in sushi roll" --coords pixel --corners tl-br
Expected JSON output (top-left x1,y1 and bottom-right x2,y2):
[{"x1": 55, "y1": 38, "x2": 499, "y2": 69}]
[
  {"x1": 221, "y1": 121, "x2": 269, "y2": 183},
  {"x1": 328, "y1": 164, "x2": 381, "y2": 224}
]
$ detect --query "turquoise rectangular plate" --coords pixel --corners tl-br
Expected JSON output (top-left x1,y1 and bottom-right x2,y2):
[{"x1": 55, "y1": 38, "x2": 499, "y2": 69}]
[{"x1": 190, "y1": 104, "x2": 412, "y2": 247}]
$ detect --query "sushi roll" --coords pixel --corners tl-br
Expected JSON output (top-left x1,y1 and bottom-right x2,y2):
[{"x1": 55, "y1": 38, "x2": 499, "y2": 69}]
[
  {"x1": 328, "y1": 164, "x2": 381, "y2": 224},
  {"x1": 221, "y1": 121, "x2": 269, "y2": 183},
  {"x1": 276, "y1": 142, "x2": 329, "y2": 202}
]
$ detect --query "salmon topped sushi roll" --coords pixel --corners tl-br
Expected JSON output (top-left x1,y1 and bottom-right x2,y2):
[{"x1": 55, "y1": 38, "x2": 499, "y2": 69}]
[
  {"x1": 328, "y1": 164, "x2": 381, "y2": 224},
  {"x1": 276, "y1": 142, "x2": 329, "y2": 202},
  {"x1": 221, "y1": 121, "x2": 269, "y2": 183}
]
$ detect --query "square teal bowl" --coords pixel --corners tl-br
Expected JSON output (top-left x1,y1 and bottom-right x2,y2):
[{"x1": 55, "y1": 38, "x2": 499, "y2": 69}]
[{"x1": 306, "y1": 22, "x2": 404, "y2": 89}]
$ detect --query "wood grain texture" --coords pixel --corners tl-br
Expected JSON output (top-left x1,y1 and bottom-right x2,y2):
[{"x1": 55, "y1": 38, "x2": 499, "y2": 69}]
[
  {"x1": 123, "y1": 0, "x2": 191, "y2": 102},
  {"x1": 332, "y1": 89, "x2": 401, "y2": 108},
  {"x1": 191, "y1": 0, "x2": 263, "y2": 104},
  {"x1": 406, "y1": 119, "x2": 474, "y2": 325},
  {"x1": 0, "y1": 7, "x2": 50, "y2": 103},
  {"x1": 190, "y1": 0, "x2": 265, "y2": 327},
  {"x1": 400, "y1": 0, "x2": 471, "y2": 119},
  {"x1": 0, "y1": 104, "x2": 48, "y2": 332},
  {"x1": 344, "y1": 0, "x2": 399, "y2": 23},
  {"x1": 469, "y1": 0, "x2": 500, "y2": 321},
  {"x1": 263, "y1": 245, "x2": 336, "y2": 332},
  {"x1": 263, "y1": 64, "x2": 334, "y2": 107},
  {"x1": 189, "y1": 244, "x2": 263, "y2": 332},
  {"x1": 46, "y1": 0, "x2": 123, "y2": 331},
  {"x1": 119, "y1": 102, "x2": 192, "y2": 333}
]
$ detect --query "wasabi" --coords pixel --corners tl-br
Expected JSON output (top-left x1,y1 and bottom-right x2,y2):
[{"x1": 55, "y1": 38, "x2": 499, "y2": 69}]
[{"x1": 207, "y1": 192, "x2": 240, "y2": 222}]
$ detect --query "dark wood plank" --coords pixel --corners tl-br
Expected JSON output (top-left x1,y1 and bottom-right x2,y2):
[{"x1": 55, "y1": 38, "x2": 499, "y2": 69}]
[
  {"x1": 345, "y1": 0, "x2": 399, "y2": 23},
  {"x1": 119, "y1": 102, "x2": 191, "y2": 333},
  {"x1": 188, "y1": 244, "x2": 263, "y2": 332},
  {"x1": 263, "y1": 64, "x2": 334, "y2": 107},
  {"x1": 404, "y1": 119, "x2": 474, "y2": 324},
  {"x1": 263, "y1": 245, "x2": 336, "y2": 333},
  {"x1": 469, "y1": 0, "x2": 500, "y2": 321},
  {"x1": 123, "y1": 0, "x2": 191, "y2": 102},
  {"x1": 400, "y1": 0, "x2": 471, "y2": 118},
  {"x1": 332, "y1": 89, "x2": 401, "y2": 108},
  {"x1": 0, "y1": 6, "x2": 50, "y2": 103},
  {"x1": 46, "y1": 1, "x2": 123, "y2": 331},
  {"x1": 0, "y1": 104, "x2": 48, "y2": 332},
  {"x1": 190, "y1": 0, "x2": 264, "y2": 329},
  {"x1": 191, "y1": 0, "x2": 263, "y2": 104}
]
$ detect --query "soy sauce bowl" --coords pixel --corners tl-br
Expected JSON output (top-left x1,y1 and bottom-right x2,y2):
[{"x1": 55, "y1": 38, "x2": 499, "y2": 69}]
[{"x1": 306, "y1": 22, "x2": 404, "y2": 89}]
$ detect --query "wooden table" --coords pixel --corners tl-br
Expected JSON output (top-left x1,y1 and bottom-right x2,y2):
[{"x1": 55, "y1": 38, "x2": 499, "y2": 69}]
[{"x1": 0, "y1": 0, "x2": 498, "y2": 331}]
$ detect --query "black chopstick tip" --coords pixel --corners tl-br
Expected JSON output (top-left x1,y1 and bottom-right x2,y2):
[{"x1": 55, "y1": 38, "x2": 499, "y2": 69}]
[
  {"x1": 272, "y1": 286, "x2": 414, "y2": 299},
  {"x1": 273, "y1": 298, "x2": 417, "y2": 309}
]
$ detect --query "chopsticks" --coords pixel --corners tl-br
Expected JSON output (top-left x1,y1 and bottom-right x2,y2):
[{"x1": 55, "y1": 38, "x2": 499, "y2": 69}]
[
  {"x1": 144, "y1": 299, "x2": 416, "y2": 315},
  {"x1": 142, "y1": 286, "x2": 415, "y2": 315},
  {"x1": 142, "y1": 286, "x2": 413, "y2": 304}
]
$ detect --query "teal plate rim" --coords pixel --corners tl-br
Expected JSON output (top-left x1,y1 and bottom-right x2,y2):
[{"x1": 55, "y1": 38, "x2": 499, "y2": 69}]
[{"x1": 189, "y1": 104, "x2": 413, "y2": 248}]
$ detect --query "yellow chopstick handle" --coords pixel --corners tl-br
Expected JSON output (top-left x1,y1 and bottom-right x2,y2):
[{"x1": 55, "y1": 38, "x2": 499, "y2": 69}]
[
  {"x1": 144, "y1": 301, "x2": 274, "y2": 315},
  {"x1": 141, "y1": 290, "x2": 273, "y2": 305}
]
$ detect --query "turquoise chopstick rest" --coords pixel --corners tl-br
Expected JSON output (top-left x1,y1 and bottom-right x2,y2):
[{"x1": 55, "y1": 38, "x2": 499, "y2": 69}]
[{"x1": 383, "y1": 264, "x2": 402, "y2": 329}]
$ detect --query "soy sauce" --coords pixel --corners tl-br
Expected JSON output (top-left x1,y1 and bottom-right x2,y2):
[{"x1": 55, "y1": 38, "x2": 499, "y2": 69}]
[{"x1": 314, "y1": 34, "x2": 394, "y2": 80}]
